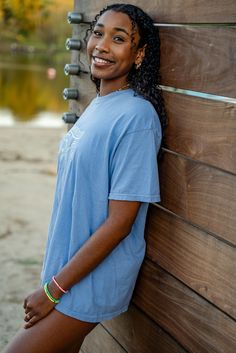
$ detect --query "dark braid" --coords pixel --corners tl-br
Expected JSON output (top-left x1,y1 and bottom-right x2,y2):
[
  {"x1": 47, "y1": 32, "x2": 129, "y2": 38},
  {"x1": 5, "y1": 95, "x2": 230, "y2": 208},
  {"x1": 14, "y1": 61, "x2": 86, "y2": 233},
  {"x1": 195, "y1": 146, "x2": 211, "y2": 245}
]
[{"x1": 85, "y1": 3, "x2": 167, "y2": 152}]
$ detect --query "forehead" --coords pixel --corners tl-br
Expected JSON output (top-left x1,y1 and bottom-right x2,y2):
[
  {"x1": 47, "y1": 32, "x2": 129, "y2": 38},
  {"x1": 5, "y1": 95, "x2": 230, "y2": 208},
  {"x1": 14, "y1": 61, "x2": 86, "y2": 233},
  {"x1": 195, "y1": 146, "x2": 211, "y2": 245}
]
[{"x1": 96, "y1": 10, "x2": 135, "y2": 33}]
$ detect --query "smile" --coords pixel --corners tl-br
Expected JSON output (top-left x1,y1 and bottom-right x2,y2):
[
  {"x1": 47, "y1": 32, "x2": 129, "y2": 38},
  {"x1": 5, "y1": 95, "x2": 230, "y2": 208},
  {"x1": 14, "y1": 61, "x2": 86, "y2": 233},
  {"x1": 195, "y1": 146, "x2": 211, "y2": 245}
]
[{"x1": 92, "y1": 56, "x2": 115, "y2": 66}]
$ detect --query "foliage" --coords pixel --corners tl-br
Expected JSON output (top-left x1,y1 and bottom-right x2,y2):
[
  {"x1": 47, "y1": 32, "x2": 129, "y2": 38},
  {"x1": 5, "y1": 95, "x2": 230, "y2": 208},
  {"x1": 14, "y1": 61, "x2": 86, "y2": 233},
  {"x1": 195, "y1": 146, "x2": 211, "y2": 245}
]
[
  {"x1": 1, "y1": 0, "x2": 50, "y2": 34},
  {"x1": 0, "y1": 0, "x2": 72, "y2": 48}
]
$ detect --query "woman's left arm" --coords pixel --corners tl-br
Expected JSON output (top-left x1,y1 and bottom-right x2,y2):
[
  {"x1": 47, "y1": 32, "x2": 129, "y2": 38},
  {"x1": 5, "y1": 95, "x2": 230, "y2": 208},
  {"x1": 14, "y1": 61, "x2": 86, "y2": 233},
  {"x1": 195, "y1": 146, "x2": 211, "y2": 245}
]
[
  {"x1": 52, "y1": 199, "x2": 141, "y2": 292},
  {"x1": 24, "y1": 200, "x2": 141, "y2": 328}
]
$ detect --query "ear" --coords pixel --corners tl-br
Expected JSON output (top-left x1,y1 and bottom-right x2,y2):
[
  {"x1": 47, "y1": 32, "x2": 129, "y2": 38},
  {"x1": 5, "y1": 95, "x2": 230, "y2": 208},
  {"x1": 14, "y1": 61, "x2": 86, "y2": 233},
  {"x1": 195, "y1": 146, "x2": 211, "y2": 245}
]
[{"x1": 134, "y1": 44, "x2": 147, "y2": 67}]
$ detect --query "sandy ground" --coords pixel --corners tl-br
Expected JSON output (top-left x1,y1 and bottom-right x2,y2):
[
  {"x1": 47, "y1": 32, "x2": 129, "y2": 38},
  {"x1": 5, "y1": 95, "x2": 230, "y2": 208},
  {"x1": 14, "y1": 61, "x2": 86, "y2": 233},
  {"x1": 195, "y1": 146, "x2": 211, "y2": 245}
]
[{"x1": 0, "y1": 126, "x2": 66, "y2": 350}]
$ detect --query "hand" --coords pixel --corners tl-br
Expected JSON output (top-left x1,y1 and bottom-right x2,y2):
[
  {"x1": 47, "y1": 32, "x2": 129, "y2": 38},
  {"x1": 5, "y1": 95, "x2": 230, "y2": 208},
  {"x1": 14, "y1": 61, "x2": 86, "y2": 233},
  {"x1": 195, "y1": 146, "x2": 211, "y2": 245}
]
[{"x1": 23, "y1": 287, "x2": 56, "y2": 329}]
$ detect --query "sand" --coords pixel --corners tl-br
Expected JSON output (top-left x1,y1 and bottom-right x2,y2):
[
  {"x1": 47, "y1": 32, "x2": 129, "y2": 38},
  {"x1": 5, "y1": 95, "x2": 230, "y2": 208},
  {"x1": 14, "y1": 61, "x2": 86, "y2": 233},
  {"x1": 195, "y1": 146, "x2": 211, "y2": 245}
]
[{"x1": 0, "y1": 125, "x2": 66, "y2": 350}]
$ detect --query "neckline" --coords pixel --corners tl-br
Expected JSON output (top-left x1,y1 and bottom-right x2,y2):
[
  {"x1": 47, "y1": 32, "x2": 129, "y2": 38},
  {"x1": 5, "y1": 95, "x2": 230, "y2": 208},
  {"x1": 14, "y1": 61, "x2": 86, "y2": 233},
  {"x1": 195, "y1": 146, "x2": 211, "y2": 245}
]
[{"x1": 94, "y1": 88, "x2": 133, "y2": 103}]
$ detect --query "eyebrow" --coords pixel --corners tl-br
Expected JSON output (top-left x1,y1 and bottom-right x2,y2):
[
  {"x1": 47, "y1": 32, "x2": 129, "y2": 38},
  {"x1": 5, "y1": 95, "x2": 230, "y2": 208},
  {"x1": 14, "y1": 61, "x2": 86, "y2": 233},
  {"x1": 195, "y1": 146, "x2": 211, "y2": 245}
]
[{"x1": 95, "y1": 23, "x2": 130, "y2": 36}]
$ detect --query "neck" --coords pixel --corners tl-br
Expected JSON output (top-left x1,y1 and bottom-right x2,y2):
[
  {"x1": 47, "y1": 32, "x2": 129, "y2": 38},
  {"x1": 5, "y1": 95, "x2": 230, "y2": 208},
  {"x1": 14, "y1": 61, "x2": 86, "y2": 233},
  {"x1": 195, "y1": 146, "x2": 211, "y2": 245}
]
[{"x1": 99, "y1": 80, "x2": 130, "y2": 97}]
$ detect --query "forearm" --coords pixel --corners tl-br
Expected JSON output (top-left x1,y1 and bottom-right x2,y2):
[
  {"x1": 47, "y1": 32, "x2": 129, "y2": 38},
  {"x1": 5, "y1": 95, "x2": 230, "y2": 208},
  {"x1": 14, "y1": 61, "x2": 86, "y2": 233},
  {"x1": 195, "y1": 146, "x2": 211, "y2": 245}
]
[
  {"x1": 57, "y1": 218, "x2": 129, "y2": 289},
  {"x1": 48, "y1": 200, "x2": 140, "y2": 298}
]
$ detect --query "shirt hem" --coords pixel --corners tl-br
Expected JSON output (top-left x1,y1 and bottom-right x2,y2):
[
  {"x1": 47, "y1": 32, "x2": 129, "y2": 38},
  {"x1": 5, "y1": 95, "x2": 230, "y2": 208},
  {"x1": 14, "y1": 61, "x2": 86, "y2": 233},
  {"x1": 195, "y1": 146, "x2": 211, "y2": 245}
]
[
  {"x1": 55, "y1": 303, "x2": 129, "y2": 323},
  {"x1": 108, "y1": 192, "x2": 161, "y2": 202}
]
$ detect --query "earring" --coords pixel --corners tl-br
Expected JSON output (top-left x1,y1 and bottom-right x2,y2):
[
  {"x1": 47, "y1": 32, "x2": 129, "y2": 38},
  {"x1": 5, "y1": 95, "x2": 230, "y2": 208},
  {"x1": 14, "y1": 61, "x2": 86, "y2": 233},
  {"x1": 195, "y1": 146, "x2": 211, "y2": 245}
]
[{"x1": 135, "y1": 62, "x2": 141, "y2": 70}]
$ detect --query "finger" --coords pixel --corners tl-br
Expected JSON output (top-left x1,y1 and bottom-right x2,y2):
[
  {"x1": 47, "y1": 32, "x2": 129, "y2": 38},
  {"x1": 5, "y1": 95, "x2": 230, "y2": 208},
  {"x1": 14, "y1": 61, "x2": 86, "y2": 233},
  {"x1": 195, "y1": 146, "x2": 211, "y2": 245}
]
[
  {"x1": 24, "y1": 306, "x2": 31, "y2": 315},
  {"x1": 24, "y1": 315, "x2": 39, "y2": 329},
  {"x1": 24, "y1": 310, "x2": 35, "y2": 322},
  {"x1": 24, "y1": 313, "x2": 31, "y2": 322}
]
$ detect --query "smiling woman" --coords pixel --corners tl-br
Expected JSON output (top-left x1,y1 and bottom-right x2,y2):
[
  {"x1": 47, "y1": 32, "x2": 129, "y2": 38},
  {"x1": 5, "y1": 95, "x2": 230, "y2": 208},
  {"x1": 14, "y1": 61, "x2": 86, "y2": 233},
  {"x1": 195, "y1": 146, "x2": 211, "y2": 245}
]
[
  {"x1": 2, "y1": 4, "x2": 166, "y2": 353},
  {"x1": 87, "y1": 10, "x2": 145, "y2": 95}
]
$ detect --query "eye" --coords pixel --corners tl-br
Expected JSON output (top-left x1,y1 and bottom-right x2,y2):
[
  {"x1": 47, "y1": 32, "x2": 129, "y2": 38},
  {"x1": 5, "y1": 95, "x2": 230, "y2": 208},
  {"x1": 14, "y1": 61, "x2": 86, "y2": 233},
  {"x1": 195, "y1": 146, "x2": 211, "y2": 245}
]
[
  {"x1": 113, "y1": 36, "x2": 125, "y2": 43},
  {"x1": 93, "y1": 29, "x2": 103, "y2": 37}
]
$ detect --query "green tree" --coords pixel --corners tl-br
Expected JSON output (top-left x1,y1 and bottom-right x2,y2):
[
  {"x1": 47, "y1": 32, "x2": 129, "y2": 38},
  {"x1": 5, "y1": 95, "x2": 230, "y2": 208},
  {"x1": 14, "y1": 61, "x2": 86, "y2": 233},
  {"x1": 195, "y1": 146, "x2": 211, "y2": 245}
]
[{"x1": 0, "y1": 0, "x2": 51, "y2": 37}]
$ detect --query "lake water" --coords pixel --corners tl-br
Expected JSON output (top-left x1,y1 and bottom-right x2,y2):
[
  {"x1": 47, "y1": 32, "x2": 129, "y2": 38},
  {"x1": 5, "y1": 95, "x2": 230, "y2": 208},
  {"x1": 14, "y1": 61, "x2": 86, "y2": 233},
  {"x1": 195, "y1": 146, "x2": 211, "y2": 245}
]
[{"x1": 0, "y1": 52, "x2": 71, "y2": 127}]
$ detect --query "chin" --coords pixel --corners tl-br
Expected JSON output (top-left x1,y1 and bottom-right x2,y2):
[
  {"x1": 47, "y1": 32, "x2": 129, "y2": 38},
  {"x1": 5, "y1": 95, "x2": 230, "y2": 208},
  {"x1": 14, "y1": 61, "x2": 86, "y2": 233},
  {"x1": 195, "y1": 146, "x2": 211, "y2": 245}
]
[{"x1": 91, "y1": 72, "x2": 112, "y2": 81}]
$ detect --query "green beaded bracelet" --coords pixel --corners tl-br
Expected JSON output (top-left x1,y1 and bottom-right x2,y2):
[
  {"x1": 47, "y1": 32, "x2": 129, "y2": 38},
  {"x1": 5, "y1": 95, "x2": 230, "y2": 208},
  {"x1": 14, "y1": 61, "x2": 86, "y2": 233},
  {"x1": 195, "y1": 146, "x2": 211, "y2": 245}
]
[{"x1": 44, "y1": 283, "x2": 60, "y2": 304}]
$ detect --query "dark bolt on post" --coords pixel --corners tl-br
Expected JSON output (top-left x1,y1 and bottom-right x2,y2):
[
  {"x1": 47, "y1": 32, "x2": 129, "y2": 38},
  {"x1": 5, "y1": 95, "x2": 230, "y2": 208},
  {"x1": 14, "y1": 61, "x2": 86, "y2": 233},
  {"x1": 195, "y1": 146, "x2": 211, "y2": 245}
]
[
  {"x1": 65, "y1": 38, "x2": 82, "y2": 51},
  {"x1": 67, "y1": 12, "x2": 83, "y2": 24},
  {"x1": 63, "y1": 88, "x2": 79, "y2": 100},
  {"x1": 64, "y1": 64, "x2": 81, "y2": 76},
  {"x1": 62, "y1": 112, "x2": 79, "y2": 124}
]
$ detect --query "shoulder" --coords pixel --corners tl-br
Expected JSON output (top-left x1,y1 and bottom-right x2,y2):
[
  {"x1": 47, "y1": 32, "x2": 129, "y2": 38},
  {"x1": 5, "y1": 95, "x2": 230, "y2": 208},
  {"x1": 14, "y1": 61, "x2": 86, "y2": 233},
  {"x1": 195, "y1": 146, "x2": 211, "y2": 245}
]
[{"x1": 119, "y1": 92, "x2": 161, "y2": 134}]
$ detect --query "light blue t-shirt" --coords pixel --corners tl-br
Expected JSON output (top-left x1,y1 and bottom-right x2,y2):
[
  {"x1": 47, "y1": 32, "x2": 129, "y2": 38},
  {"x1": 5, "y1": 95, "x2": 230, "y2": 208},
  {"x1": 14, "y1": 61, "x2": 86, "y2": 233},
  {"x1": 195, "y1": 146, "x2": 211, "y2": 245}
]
[{"x1": 41, "y1": 88, "x2": 162, "y2": 322}]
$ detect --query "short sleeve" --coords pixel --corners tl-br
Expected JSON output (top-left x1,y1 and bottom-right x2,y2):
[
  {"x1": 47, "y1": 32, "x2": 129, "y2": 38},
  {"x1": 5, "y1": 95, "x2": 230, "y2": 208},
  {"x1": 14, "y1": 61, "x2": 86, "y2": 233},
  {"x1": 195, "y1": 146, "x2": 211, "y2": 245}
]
[{"x1": 108, "y1": 129, "x2": 161, "y2": 202}]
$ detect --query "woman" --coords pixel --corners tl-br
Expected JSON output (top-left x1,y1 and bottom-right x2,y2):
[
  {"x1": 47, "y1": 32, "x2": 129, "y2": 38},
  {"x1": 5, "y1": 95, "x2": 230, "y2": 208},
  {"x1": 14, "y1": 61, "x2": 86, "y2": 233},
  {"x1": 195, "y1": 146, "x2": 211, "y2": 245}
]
[{"x1": 3, "y1": 3, "x2": 166, "y2": 353}]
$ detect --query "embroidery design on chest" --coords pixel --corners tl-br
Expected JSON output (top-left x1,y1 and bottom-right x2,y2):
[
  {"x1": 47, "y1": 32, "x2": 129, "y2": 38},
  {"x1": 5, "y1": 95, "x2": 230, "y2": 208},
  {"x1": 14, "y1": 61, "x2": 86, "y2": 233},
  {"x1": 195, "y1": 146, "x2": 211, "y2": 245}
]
[{"x1": 60, "y1": 127, "x2": 85, "y2": 161}]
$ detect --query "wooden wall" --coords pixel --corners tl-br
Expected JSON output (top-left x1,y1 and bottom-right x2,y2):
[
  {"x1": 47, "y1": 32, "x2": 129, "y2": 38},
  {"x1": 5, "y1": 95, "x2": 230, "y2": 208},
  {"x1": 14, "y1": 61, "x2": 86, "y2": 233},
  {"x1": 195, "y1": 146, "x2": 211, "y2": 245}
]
[{"x1": 66, "y1": 1, "x2": 236, "y2": 352}]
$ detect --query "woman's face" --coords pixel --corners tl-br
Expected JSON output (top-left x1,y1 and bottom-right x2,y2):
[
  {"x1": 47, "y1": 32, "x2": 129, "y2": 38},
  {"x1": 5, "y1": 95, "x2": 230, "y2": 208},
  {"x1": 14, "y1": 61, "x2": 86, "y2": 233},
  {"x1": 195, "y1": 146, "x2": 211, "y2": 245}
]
[{"x1": 87, "y1": 10, "x2": 142, "y2": 87}]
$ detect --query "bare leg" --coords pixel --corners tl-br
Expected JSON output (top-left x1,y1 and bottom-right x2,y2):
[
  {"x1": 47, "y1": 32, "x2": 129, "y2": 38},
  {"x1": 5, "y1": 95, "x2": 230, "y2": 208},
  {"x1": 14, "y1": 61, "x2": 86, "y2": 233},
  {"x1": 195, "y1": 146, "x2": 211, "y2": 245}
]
[{"x1": 2, "y1": 309, "x2": 98, "y2": 353}]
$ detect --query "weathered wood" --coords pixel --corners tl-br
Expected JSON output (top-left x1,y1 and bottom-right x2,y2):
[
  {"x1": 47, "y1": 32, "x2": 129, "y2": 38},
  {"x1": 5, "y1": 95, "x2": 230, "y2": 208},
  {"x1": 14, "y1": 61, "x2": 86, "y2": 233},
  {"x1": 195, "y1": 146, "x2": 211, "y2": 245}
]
[
  {"x1": 160, "y1": 27, "x2": 236, "y2": 98},
  {"x1": 159, "y1": 152, "x2": 236, "y2": 246},
  {"x1": 103, "y1": 304, "x2": 187, "y2": 353},
  {"x1": 77, "y1": 0, "x2": 236, "y2": 23},
  {"x1": 133, "y1": 260, "x2": 236, "y2": 353},
  {"x1": 163, "y1": 91, "x2": 236, "y2": 174},
  {"x1": 145, "y1": 205, "x2": 236, "y2": 318},
  {"x1": 82, "y1": 324, "x2": 126, "y2": 353}
]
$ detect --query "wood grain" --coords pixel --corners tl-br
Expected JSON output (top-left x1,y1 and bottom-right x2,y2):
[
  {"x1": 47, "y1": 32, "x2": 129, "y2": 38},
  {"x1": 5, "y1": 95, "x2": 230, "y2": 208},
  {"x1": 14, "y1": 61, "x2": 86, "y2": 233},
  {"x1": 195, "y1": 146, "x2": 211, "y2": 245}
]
[
  {"x1": 82, "y1": 324, "x2": 126, "y2": 353},
  {"x1": 163, "y1": 91, "x2": 236, "y2": 174},
  {"x1": 145, "y1": 205, "x2": 236, "y2": 318},
  {"x1": 71, "y1": 25, "x2": 236, "y2": 98},
  {"x1": 103, "y1": 304, "x2": 187, "y2": 353},
  {"x1": 159, "y1": 152, "x2": 236, "y2": 245},
  {"x1": 133, "y1": 260, "x2": 236, "y2": 353},
  {"x1": 160, "y1": 27, "x2": 236, "y2": 98},
  {"x1": 77, "y1": 0, "x2": 236, "y2": 23}
]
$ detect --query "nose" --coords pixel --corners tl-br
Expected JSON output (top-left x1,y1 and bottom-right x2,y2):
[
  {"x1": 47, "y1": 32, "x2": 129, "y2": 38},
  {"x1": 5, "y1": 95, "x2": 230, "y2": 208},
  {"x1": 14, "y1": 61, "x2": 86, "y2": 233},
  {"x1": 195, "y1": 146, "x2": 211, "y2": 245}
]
[{"x1": 95, "y1": 37, "x2": 109, "y2": 53}]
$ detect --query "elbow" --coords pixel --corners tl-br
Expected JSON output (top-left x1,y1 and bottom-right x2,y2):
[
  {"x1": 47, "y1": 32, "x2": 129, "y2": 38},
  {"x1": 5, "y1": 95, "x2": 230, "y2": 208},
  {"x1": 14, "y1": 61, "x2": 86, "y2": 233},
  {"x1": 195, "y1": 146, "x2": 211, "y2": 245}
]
[
  {"x1": 119, "y1": 227, "x2": 132, "y2": 241},
  {"x1": 107, "y1": 217, "x2": 133, "y2": 241},
  {"x1": 122, "y1": 223, "x2": 133, "y2": 238}
]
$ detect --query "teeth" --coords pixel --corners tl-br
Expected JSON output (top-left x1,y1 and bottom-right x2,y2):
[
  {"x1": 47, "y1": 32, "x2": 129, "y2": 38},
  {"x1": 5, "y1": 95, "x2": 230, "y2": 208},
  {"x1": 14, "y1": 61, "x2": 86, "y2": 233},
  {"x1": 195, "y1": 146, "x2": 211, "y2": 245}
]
[{"x1": 94, "y1": 57, "x2": 111, "y2": 64}]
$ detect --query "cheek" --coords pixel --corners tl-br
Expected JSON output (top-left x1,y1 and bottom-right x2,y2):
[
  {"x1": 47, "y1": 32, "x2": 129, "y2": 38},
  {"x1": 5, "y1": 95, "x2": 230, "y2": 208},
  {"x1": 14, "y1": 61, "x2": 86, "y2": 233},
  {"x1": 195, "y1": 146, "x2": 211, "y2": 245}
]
[
  {"x1": 86, "y1": 37, "x2": 94, "y2": 57},
  {"x1": 119, "y1": 49, "x2": 136, "y2": 68}
]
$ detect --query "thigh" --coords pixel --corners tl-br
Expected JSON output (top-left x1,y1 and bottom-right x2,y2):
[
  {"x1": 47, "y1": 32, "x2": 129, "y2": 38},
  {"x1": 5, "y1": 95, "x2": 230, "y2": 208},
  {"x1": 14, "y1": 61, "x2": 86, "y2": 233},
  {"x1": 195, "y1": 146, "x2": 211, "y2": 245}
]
[{"x1": 3, "y1": 309, "x2": 98, "y2": 353}]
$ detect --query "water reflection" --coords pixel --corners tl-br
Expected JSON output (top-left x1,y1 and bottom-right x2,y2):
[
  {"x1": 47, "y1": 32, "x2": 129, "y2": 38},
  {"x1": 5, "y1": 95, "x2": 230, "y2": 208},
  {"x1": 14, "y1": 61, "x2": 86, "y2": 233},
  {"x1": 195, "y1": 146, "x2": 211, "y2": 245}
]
[{"x1": 0, "y1": 53, "x2": 70, "y2": 126}]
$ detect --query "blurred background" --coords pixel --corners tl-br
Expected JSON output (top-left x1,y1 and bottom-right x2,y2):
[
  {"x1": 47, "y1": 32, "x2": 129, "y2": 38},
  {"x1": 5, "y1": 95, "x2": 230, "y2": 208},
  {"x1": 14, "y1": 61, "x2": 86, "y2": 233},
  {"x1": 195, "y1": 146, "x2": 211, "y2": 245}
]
[
  {"x1": 0, "y1": 1, "x2": 74, "y2": 348},
  {"x1": 0, "y1": 0, "x2": 73, "y2": 127}
]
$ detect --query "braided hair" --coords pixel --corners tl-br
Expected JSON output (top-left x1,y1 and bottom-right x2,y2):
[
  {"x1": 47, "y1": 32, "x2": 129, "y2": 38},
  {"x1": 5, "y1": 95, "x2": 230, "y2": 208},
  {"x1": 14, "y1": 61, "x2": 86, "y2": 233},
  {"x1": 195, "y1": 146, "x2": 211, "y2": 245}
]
[{"x1": 86, "y1": 3, "x2": 167, "y2": 147}]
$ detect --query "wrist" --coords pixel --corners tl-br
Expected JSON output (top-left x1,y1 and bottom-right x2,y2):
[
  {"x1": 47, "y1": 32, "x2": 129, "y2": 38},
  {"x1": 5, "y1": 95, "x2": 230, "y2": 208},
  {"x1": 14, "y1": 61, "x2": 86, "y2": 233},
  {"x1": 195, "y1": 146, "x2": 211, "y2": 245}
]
[{"x1": 48, "y1": 280, "x2": 62, "y2": 300}]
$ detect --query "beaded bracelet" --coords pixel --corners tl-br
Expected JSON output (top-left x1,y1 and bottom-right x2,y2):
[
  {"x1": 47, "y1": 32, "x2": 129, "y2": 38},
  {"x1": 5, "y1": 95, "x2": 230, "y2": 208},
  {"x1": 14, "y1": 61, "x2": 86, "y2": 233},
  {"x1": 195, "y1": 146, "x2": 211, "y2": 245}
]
[
  {"x1": 52, "y1": 276, "x2": 68, "y2": 294},
  {"x1": 44, "y1": 283, "x2": 60, "y2": 304}
]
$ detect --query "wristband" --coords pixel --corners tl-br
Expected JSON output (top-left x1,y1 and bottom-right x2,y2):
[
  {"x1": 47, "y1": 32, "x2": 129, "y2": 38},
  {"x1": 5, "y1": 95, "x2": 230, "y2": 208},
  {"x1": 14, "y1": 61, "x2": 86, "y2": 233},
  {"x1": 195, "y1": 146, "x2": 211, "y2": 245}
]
[
  {"x1": 44, "y1": 283, "x2": 60, "y2": 304},
  {"x1": 52, "y1": 276, "x2": 68, "y2": 294}
]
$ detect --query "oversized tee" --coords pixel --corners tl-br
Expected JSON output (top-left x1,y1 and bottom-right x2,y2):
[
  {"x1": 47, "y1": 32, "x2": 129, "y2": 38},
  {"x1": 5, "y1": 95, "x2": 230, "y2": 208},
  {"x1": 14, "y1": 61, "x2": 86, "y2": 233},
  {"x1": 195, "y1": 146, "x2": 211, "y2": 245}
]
[{"x1": 41, "y1": 88, "x2": 162, "y2": 322}]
